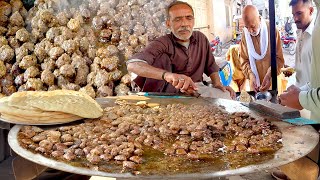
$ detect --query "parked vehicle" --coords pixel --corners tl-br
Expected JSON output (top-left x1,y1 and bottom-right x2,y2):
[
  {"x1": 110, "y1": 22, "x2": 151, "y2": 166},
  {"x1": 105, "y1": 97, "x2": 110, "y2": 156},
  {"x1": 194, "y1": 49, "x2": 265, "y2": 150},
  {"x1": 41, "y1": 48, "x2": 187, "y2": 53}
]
[
  {"x1": 210, "y1": 34, "x2": 223, "y2": 57},
  {"x1": 231, "y1": 34, "x2": 242, "y2": 45},
  {"x1": 281, "y1": 32, "x2": 296, "y2": 55},
  {"x1": 210, "y1": 33, "x2": 241, "y2": 57}
]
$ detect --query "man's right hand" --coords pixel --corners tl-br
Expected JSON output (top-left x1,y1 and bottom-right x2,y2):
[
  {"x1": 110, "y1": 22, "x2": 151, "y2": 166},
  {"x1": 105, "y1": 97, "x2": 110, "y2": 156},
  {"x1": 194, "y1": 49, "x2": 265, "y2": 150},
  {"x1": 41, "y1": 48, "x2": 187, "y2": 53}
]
[
  {"x1": 249, "y1": 73, "x2": 258, "y2": 92},
  {"x1": 164, "y1": 72, "x2": 198, "y2": 93},
  {"x1": 279, "y1": 85, "x2": 303, "y2": 110}
]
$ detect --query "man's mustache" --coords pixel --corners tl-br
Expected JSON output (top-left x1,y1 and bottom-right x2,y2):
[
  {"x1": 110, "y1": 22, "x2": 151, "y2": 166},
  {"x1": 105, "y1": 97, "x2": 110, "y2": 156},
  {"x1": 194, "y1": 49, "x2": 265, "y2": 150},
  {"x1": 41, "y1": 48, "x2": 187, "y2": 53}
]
[
  {"x1": 295, "y1": 21, "x2": 301, "y2": 24},
  {"x1": 178, "y1": 27, "x2": 191, "y2": 32}
]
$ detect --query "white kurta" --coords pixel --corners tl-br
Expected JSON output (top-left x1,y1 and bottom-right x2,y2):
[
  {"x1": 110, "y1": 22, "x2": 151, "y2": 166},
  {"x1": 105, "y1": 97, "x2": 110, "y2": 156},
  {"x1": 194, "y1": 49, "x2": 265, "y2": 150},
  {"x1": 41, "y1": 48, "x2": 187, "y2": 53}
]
[
  {"x1": 299, "y1": 3, "x2": 320, "y2": 122},
  {"x1": 294, "y1": 19, "x2": 314, "y2": 87}
]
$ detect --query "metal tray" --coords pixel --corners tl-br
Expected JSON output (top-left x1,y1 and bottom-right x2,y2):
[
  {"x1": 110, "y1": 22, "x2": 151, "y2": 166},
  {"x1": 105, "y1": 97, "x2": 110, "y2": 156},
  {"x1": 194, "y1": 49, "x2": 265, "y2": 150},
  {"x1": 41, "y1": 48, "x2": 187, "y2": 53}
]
[
  {"x1": 8, "y1": 97, "x2": 320, "y2": 179},
  {"x1": 0, "y1": 116, "x2": 84, "y2": 126}
]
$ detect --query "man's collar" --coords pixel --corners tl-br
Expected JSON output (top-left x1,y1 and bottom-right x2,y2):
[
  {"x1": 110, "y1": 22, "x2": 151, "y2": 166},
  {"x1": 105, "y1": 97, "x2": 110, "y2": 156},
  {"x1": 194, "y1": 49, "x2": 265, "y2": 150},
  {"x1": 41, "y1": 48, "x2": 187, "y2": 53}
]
[
  {"x1": 170, "y1": 32, "x2": 197, "y2": 46},
  {"x1": 305, "y1": 18, "x2": 315, "y2": 35}
]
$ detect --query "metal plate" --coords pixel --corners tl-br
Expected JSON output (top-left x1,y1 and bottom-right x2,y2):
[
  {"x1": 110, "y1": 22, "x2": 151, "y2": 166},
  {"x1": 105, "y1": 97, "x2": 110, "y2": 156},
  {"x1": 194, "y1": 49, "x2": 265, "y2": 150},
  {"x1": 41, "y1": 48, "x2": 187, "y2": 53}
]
[
  {"x1": 8, "y1": 97, "x2": 320, "y2": 179},
  {"x1": 0, "y1": 116, "x2": 84, "y2": 126}
]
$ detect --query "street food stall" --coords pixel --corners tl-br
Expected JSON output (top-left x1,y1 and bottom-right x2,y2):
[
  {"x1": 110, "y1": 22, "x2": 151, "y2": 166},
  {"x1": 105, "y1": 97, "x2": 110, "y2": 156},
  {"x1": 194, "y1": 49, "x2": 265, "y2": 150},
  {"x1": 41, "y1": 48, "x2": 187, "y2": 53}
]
[{"x1": 2, "y1": 92, "x2": 319, "y2": 179}]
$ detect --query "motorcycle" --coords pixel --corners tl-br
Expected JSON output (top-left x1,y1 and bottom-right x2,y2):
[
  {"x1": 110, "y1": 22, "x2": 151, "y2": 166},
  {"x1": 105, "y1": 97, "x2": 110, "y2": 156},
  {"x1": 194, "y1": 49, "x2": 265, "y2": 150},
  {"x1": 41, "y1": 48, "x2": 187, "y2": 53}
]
[
  {"x1": 210, "y1": 34, "x2": 223, "y2": 57},
  {"x1": 281, "y1": 32, "x2": 296, "y2": 55},
  {"x1": 231, "y1": 34, "x2": 241, "y2": 45}
]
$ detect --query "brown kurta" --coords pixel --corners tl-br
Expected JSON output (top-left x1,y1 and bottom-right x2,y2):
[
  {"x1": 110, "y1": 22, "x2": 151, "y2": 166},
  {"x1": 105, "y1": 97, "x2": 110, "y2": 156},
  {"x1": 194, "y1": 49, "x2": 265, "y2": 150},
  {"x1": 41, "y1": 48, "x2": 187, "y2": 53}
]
[
  {"x1": 130, "y1": 31, "x2": 220, "y2": 93},
  {"x1": 226, "y1": 44, "x2": 245, "y2": 81},
  {"x1": 239, "y1": 21, "x2": 284, "y2": 85}
]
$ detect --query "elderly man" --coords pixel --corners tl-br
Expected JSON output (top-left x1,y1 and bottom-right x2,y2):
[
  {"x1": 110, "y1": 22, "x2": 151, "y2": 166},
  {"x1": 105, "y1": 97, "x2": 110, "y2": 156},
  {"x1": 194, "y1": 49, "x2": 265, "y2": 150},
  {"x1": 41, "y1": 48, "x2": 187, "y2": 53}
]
[
  {"x1": 127, "y1": 1, "x2": 235, "y2": 99},
  {"x1": 240, "y1": 5, "x2": 285, "y2": 92}
]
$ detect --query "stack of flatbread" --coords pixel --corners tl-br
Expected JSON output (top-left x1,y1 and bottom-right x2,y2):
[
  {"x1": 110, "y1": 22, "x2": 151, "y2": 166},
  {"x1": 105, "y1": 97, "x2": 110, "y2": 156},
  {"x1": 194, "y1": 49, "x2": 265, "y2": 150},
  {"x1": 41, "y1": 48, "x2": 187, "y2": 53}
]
[
  {"x1": 0, "y1": 90, "x2": 103, "y2": 125},
  {"x1": 239, "y1": 90, "x2": 253, "y2": 103}
]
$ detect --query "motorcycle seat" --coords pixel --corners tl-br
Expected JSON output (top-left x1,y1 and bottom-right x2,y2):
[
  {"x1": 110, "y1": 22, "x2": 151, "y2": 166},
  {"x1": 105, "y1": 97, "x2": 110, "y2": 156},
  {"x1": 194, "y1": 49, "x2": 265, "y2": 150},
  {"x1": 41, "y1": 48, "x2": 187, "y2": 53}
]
[{"x1": 286, "y1": 36, "x2": 295, "y2": 40}]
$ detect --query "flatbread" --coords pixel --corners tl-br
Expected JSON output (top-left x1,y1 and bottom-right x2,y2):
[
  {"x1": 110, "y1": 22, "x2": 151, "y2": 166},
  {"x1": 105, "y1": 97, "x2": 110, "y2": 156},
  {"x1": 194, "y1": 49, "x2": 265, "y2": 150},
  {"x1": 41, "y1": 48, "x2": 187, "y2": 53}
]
[
  {"x1": 8, "y1": 90, "x2": 103, "y2": 118},
  {"x1": 0, "y1": 113, "x2": 82, "y2": 125},
  {"x1": 0, "y1": 100, "x2": 70, "y2": 117},
  {"x1": 239, "y1": 90, "x2": 252, "y2": 103},
  {"x1": 0, "y1": 96, "x2": 83, "y2": 124}
]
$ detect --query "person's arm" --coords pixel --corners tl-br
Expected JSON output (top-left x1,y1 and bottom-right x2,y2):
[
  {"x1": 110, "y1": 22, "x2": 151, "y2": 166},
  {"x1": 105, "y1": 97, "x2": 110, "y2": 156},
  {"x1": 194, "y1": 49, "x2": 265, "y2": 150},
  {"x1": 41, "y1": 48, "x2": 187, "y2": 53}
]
[
  {"x1": 127, "y1": 61, "x2": 197, "y2": 92},
  {"x1": 259, "y1": 67, "x2": 271, "y2": 92},
  {"x1": 300, "y1": 82, "x2": 311, "y2": 91},
  {"x1": 127, "y1": 61, "x2": 166, "y2": 81},
  {"x1": 126, "y1": 39, "x2": 170, "y2": 81},
  {"x1": 209, "y1": 72, "x2": 236, "y2": 99},
  {"x1": 299, "y1": 88, "x2": 320, "y2": 117},
  {"x1": 209, "y1": 72, "x2": 223, "y2": 87}
]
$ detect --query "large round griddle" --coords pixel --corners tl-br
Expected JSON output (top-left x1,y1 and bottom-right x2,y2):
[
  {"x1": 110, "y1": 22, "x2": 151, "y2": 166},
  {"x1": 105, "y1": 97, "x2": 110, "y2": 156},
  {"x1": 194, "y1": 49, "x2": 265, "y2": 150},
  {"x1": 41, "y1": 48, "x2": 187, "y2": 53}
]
[{"x1": 8, "y1": 97, "x2": 320, "y2": 179}]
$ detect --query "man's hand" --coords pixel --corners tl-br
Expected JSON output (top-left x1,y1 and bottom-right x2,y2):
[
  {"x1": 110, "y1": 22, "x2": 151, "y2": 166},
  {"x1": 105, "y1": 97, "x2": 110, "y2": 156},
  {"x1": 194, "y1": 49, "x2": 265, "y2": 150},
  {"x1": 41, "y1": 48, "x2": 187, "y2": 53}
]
[
  {"x1": 164, "y1": 72, "x2": 198, "y2": 92},
  {"x1": 279, "y1": 85, "x2": 303, "y2": 110},
  {"x1": 210, "y1": 72, "x2": 236, "y2": 99},
  {"x1": 249, "y1": 73, "x2": 259, "y2": 92},
  {"x1": 259, "y1": 74, "x2": 271, "y2": 92},
  {"x1": 213, "y1": 83, "x2": 236, "y2": 99},
  {"x1": 226, "y1": 86, "x2": 236, "y2": 99}
]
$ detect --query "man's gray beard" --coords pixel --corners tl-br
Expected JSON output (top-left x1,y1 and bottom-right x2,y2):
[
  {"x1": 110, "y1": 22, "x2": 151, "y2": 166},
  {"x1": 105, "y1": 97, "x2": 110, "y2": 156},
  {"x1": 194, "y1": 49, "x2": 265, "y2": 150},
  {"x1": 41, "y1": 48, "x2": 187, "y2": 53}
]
[
  {"x1": 173, "y1": 30, "x2": 193, "y2": 41},
  {"x1": 250, "y1": 31, "x2": 260, "y2": 37}
]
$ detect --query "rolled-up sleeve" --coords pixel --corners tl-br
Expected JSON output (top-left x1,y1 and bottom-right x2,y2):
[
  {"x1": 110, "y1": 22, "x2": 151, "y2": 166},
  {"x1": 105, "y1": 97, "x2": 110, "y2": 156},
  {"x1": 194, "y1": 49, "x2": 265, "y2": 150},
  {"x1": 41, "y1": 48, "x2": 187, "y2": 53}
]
[
  {"x1": 130, "y1": 40, "x2": 168, "y2": 66},
  {"x1": 126, "y1": 59, "x2": 147, "y2": 66},
  {"x1": 299, "y1": 88, "x2": 320, "y2": 121}
]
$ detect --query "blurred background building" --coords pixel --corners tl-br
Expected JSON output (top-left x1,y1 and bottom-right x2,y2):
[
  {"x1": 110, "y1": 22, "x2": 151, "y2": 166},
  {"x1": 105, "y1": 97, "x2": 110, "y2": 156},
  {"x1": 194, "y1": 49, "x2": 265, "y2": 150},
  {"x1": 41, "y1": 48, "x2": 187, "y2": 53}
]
[{"x1": 181, "y1": 0, "x2": 319, "y2": 44}]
